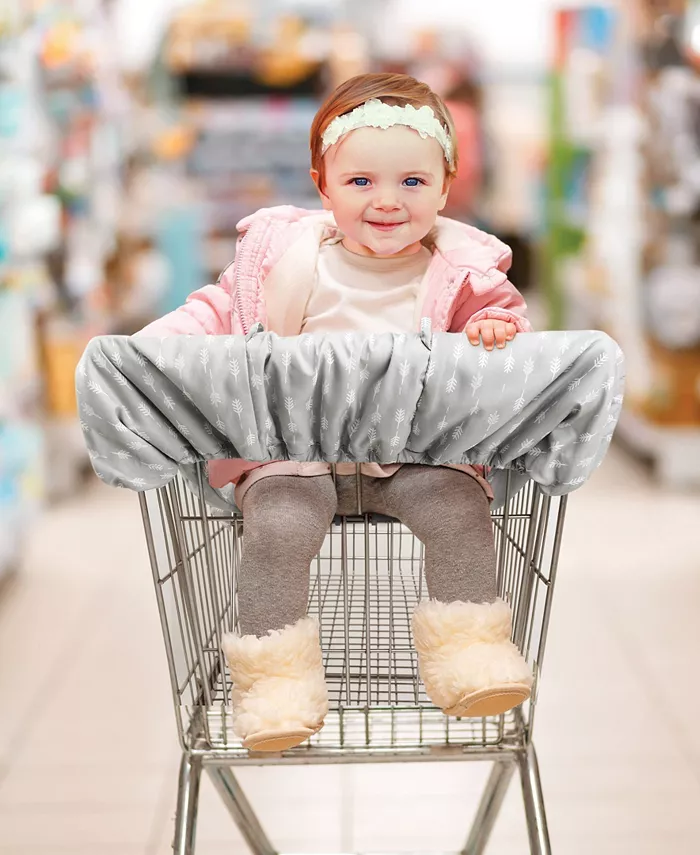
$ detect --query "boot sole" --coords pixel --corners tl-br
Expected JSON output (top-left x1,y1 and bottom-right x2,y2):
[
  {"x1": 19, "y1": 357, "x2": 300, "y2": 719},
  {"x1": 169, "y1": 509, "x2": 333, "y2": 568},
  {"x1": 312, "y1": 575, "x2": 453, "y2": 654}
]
[
  {"x1": 443, "y1": 683, "x2": 531, "y2": 718},
  {"x1": 243, "y1": 724, "x2": 323, "y2": 752}
]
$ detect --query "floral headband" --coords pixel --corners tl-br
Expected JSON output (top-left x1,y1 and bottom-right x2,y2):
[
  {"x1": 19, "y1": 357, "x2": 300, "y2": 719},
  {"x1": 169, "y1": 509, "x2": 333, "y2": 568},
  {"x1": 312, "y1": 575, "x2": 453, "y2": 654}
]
[{"x1": 321, "y1": 98, "x2": 455, "y2": 168}]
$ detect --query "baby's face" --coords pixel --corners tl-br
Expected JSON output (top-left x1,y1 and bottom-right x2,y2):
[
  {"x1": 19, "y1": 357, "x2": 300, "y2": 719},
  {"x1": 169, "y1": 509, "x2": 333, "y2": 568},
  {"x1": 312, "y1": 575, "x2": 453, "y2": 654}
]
[{"x1": 314, "y1": 125, "x2": 449, "y2": 258}]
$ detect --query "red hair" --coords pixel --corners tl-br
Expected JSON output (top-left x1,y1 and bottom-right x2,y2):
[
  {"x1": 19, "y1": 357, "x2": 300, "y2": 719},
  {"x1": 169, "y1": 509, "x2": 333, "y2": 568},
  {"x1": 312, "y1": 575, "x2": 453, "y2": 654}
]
[{"x1": 310, "y1": 73, "x2": 458, "y2": 190}]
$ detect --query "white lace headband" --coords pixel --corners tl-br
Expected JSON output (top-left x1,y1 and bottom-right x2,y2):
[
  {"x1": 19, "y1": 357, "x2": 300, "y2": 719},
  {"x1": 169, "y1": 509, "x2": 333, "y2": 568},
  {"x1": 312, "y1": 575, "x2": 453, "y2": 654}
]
[{"x1": 321, "y1": 98, "x2": 454, "y2": 168}]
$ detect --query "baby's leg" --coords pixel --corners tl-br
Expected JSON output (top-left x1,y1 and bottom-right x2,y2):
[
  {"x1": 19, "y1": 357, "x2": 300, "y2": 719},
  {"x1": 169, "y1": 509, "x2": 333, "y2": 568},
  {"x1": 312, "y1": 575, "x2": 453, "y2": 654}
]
[
  {"x1": 379, "y1": 465, "x2": 531, "y2": 718},
  {"x1": 378, "y1": 464, "x2": 498, "y2": 603},
  {"x1": 224, "y1": 473, "x2": 336, "y2": 751},
  {"x1": 237, "y1": 474, "x2": 337, "y2": 636}
]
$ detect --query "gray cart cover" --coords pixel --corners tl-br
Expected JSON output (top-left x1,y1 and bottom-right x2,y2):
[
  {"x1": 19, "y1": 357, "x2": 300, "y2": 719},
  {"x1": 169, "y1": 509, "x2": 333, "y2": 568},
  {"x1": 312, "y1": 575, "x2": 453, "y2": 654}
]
[{"x1": 76, "y1": 324, "x2": 624, "y2": 509}]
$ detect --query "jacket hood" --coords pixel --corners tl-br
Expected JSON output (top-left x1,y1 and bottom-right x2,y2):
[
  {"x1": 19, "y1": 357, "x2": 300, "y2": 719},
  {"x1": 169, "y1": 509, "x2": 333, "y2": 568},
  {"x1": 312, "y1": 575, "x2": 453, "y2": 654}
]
[{"x1": 235, "y1": 205, "x2": 512, "y2": 285}]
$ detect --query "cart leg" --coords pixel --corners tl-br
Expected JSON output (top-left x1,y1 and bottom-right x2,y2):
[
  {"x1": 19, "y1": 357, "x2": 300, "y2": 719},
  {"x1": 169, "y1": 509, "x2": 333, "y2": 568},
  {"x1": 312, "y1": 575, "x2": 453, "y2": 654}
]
[
  {"x1": 207, "y1": 765, "x2": 278, "y2": 855},
  {"x1": 518, "y1": 742, "x2": 552, "y2": 855},
  {"x1": 172, "y1": 753, "x2": 202, "y2": 855},
  {"x1": 461, "y1": 759, "x2": 516, "y2": 855}
]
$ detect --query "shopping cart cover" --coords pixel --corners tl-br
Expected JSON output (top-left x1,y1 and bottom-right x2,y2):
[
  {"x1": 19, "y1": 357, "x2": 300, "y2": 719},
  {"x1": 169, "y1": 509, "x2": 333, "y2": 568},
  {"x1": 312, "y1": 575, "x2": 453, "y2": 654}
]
[{"x1": 76, "y1": 324, "x2": 624, "y2": 506}]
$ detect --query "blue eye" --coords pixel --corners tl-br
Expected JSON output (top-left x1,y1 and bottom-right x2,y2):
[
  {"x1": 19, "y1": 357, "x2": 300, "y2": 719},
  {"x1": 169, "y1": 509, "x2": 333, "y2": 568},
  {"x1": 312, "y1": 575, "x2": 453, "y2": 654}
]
[
  {"x1": 404, "y1": 177, "x2": 424, "y2": 187},
  {"x1": 351, "y1": 177, "x2": 370, "y2": 186}
]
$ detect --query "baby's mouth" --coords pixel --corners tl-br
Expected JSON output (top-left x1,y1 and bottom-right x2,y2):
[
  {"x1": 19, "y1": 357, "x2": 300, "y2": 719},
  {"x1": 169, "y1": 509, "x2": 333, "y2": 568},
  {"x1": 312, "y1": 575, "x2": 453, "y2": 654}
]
[{"x1": 366, "y1": 221, "x2": 405, "y2": 231}]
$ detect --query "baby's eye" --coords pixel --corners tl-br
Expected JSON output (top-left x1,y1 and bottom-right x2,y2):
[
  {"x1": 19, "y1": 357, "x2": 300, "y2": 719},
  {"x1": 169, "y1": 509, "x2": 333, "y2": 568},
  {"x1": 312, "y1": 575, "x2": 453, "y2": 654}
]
[
  {"x1": 350, "y1": 177, "x2": 370, "y2": 186},
  {"x1": 403, "y1": 177, "x2": 425, "y2": 187}
]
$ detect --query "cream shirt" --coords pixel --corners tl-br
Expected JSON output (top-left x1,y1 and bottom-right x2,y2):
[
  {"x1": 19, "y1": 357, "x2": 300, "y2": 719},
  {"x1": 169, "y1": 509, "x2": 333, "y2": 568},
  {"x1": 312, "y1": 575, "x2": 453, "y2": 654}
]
[{"x1": 300, "y1": 239, "x2": 431, "y2": 335}]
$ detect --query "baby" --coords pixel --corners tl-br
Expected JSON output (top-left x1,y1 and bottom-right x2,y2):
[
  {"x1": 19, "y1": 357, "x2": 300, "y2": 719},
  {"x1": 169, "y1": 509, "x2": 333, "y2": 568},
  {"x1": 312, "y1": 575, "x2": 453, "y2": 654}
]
[{"x1": 140, "y1": 73, "x2": 533, "y2": 751}]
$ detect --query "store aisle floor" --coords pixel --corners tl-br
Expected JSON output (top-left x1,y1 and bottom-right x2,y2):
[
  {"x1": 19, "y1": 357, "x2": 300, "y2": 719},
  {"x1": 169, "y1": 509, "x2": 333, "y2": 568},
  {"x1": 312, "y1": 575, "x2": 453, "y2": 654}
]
[{"x1": 0, "y1": 445, "x2": 699, "y2": 854}]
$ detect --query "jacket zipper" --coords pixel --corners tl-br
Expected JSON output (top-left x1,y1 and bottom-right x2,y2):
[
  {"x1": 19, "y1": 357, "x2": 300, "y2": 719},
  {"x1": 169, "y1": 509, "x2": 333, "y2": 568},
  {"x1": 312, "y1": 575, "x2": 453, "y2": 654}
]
[
  {"x1": 443, "y1": 270, "x2": 471, "y2": 331},
  {"x1": 234, "y1": 231, "x2": 251, "y2": 335}
]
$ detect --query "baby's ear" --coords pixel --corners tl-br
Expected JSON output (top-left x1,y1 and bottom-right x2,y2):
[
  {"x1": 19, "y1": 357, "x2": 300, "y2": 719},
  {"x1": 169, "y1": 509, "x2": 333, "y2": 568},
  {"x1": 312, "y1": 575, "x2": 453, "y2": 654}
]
[
  {"x1": 438, "y1": 174, "x2": 454, "y2": 211},
  {"x1": 309, "y1": 169, "x2": 332, "y2": 211}
]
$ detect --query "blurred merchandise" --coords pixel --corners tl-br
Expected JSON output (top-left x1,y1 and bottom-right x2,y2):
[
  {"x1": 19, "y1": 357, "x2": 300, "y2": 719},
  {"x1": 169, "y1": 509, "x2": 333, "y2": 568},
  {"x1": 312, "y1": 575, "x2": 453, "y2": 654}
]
[
  {"x1": 542, "y1": 4, "x2": 618, "y2": 331},
  {"x1": 0, "y1": 279, "x2": 44, "y2": 583},
  {"x1": 551, "y1": 0, "x2": 700, "y2": 486},
  {"x1": 443, "y1": 79, "x2": 485, "y2": 223},
  {"x1": 116, "y1": 0, "x2": 370, "y2": 300},
  {"x1": 645, "y1": 234, "x2": 700, "y2": 350},
  {"x1": 0, "y1": 0, "x2": 136, "y2": 580}
]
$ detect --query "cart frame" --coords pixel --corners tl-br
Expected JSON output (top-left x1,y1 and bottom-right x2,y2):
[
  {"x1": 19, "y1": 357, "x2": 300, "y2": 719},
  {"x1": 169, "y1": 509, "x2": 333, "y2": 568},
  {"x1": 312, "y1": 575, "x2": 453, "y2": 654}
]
[{"x1": 139, "y1": 464, "x2": 567, "y2": 854}]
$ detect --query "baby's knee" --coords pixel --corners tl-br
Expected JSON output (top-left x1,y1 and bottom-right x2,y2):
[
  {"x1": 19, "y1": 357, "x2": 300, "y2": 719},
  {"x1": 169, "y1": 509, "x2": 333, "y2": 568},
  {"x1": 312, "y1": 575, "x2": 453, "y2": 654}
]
[
  {"x1": 243, "y1": 474, "x2": 336, "y2": 539},
  {"x1": 394, "y1": 470, "x2": 491, "y2": 539}
]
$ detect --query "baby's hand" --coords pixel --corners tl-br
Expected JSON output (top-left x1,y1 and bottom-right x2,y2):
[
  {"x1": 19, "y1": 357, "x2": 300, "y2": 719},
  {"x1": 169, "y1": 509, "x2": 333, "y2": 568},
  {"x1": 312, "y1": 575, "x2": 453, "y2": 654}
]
[{"x1": 465, "y1": 319, "x2": 517, "y2": 351}]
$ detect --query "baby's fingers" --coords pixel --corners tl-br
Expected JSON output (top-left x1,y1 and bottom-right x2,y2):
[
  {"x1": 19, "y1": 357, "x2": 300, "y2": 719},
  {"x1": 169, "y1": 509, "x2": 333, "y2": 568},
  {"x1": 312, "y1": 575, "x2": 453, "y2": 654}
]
[
  {"x1": 494, "y1": 325, "x2": 508, "y2": 349},
  {"x1": 480, "y1": 325, "x2": 496, "y2": 351},
  {"x1": 505, "y1": 323, "x2": 517, "y2": 341},
  {"x1": 465, "y1": 324, "x2": 481, "y2": 346}
]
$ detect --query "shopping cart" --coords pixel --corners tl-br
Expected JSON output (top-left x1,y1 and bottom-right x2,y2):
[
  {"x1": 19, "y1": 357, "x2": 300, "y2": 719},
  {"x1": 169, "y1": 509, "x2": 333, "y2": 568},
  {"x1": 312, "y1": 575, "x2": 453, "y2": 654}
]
[{"x1": 139, "y1": 462, "x2": 567, "y2": 855}]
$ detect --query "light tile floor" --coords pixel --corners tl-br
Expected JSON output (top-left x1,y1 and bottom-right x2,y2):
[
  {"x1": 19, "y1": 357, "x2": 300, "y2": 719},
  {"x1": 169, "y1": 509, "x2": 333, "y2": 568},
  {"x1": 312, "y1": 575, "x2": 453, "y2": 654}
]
[{"x1": 0, "y1": 444, "x2": 699, "y2": 854}]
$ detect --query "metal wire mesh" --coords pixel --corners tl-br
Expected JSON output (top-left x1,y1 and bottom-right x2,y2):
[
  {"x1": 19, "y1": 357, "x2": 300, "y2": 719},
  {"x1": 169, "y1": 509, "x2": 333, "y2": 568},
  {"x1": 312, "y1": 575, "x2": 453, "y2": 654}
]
[{"x1": 139, "y1": 465, "x2": 566, "y2": 761}]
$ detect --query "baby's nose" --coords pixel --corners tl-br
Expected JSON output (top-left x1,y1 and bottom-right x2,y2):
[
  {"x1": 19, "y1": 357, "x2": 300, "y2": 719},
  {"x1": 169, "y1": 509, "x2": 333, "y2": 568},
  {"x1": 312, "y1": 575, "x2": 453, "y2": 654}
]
[{"x1": 372, "y1": 195, "x2": 401, "y2": 211}]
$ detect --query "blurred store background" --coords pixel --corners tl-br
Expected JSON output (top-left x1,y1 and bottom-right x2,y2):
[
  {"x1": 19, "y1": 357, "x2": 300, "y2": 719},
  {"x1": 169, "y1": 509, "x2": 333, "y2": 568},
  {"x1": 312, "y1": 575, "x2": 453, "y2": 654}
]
[
  {"x1": 1, "y1": 1, "x2": 700, "y2": 852},
  {"x1": 3, "y1": 0, "x2": 700, "y2": 586}
]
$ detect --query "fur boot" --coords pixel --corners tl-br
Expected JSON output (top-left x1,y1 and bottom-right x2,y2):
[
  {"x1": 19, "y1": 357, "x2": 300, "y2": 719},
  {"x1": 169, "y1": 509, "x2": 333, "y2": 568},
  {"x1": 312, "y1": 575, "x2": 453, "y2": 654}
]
[
  {"x1": 412, "y1": 599, "x2": 533, "y2": 718},
  {"x1": 221, "y1": 616, "x2": 328, "y2": 751}
]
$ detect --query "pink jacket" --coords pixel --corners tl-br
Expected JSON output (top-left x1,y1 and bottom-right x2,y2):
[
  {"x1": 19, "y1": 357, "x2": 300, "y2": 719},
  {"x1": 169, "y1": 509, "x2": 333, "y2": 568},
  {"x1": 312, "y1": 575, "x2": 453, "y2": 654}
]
[{"x1": 139, "y1": 206, "x2": 531, "y2": 504}]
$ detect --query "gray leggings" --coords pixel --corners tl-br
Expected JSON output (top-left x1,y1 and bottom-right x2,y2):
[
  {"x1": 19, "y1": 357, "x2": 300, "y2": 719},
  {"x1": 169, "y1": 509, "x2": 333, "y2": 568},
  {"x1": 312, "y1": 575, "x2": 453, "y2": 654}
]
[{"x1": 237, "y1": 465, "x2": 498, "y2": 637}]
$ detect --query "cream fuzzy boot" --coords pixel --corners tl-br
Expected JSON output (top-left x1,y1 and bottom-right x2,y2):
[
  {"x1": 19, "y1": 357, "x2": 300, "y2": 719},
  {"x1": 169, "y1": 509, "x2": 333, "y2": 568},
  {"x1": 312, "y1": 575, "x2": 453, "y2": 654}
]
[
  {"x1": 412, "y1": 599, "x2": 533, "y2": 718},
  {"x1": 221, "y1": 616, "x2": 328, "y2": 751}
]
